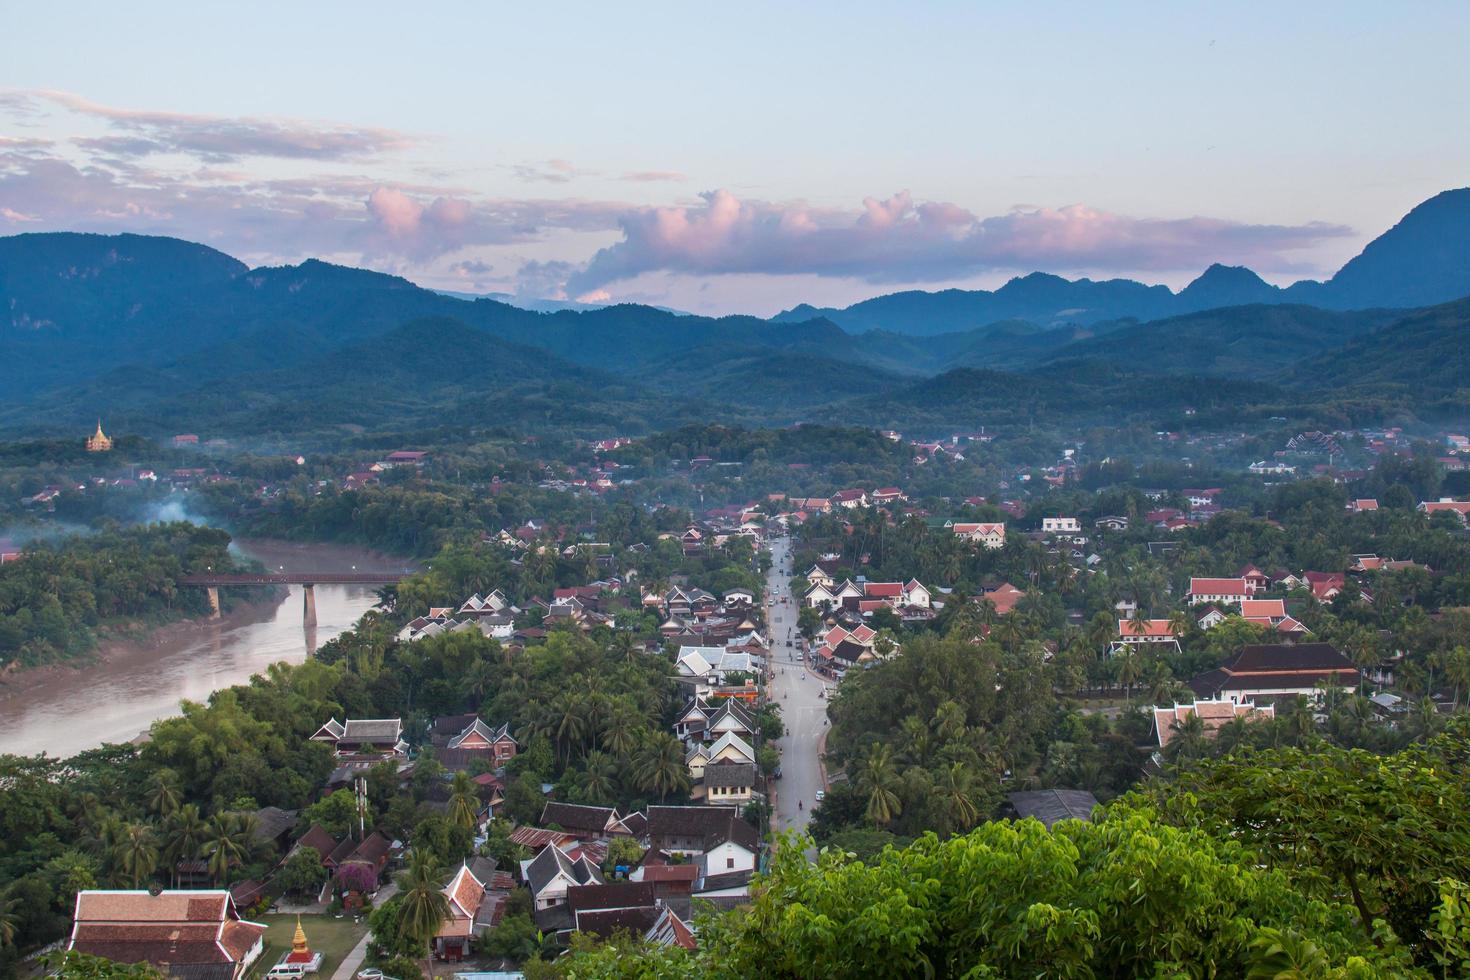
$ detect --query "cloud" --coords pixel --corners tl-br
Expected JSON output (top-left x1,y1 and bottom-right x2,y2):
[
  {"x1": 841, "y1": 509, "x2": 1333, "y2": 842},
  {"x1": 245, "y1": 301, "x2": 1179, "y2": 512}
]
[
  {"x1": 0, "y1": 143, "x2": 631, "y2": 275},
  {"x1": 511, "y1": 158, "x2": 581, "y2": 183},
  {"x1": 565, "y1": 189, "x2": 1354, "y2": 294},
  {"x1": 620, "y1": 170, "x2": 686, "y2": 183},
  {"x1": 12, "y1": 90, "x2": 413, "y2": 162},
  {"x1": 451, "y1": 258, "x2": 493, "y2": 277}
]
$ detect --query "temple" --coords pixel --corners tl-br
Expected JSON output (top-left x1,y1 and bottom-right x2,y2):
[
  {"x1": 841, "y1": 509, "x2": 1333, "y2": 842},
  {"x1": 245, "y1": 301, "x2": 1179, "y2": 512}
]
[{"x1": 86, "y1": 419, "x2": 113, "y2": 452}]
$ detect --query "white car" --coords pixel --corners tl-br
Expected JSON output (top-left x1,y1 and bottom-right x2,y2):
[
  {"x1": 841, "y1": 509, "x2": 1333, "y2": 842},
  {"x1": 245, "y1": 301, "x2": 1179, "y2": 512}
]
[{"x1": 814, "y1": 790, "x2": 825, "y2": 803}]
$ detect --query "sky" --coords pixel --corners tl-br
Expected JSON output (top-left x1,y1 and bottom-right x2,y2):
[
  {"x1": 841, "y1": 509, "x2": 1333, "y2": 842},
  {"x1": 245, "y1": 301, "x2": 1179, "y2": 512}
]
[{"x1": 2, "y1": 1, "x2": 1468, "y2": 316}]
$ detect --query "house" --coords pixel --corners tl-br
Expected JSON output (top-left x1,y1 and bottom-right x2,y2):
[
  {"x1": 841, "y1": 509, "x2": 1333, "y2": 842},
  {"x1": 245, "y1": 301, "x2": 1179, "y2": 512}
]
[
  {"x1": 871, "y1": 487, "x2": 906, "y2": 505},
  {"x1": 431, "y1": 715, "x2": 518, "y2": 765},
  {"x1": 309, "y1": 718, "x2": 408, "y2": 761},
  {"x1": 645, "y1": 906, "x2": 698, "y2": 950},
  {"x1": 433, "y1": 862, "x2": 492, "y2": 960},
  {"x1": 1196, "y1": 607, "x2": 1229, "y2": 630},
  {"x1": 1114, "y1": 619, "x2": 1179, "y2": 647},
  {"x1": 702, "y1": 761, "x2": 757, "y2": 804},
  {"x1": 521, "y1": 843, "x2": 604, "y2": 911},
  {"x1": 1237, "y1": 565, "x2": 1270, "y2": 595},
  {"x1": 1003, "y1": 790, "x2": 1099, "y2": 829},
  {"x1": 566, "y1": 882, "x2": 663, "y2": 938},
  {"x1": 1041, "y1": 517, "x2": 1081, "y2": 534},
  {"x1": 540, "y1": 802, "x2": 626, "y2": 841},
  {"x1": 802, "y1": 581, "x2": 836, "y2": 609},
  {"x1": 1094, "y1": 515, "x2": 1129, "y2": 531},
  {"x1": 706, "y1": 731, "x2": 756, "y2": 766},
  {"x1": 1187, "y1": 578, "x2": 1250, "y2": 606},
  {"x1": 1304, "y1": 571, "x2": 1346, "y2": 602},
  {"x1": 982, "y1": 582, "x2": 1026, "y2": 617},
  {"x1": 953, "y1": 522, "x2": 1006, "y2": 549},
  {"x1": 1189, "y1": 643, "x2": 1359, "y2": 703},
  {"x1": 1419, "y1": 498, "x2": 1470, "y2": 524},
  {"x1": 832, "y1": 489, "x2": 868, "y2": 509},
  {"x1": 68, "y1": 890, "x2": 267, "y2": 980},
  {"x1": 901, "y1": 579, "x2": 931, "y2": 608},
  {"x1": 704, "y1": 699, "x2": 757, "y2": 741},
  {"x1": 1151, "y1": 699, "x2": 1274, "y2": 748},
  {"x1": 1350, "y1": 499, "x2": 1380, "y2": 513},
  {"x1": 803, "y1": 564, "x2": 836, "y2": 589},
  {"x1": 644, "y1": 806, "x2": 760, "y2": 876}
]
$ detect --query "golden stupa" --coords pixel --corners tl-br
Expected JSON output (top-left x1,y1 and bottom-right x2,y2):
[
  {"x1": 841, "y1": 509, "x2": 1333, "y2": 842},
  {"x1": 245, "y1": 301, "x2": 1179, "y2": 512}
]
[
  {"x1": 86, "y1": 419, "x2": 113, "y2": 452},
  {"x1": 284, "y1": 916, "x2": 314, "y2": 965}
]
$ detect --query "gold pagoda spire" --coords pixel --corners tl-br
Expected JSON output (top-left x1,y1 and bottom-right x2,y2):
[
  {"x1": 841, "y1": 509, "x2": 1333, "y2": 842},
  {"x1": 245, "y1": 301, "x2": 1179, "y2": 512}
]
[
  {"x1": 86, "y1": 419, "x2": 113, "y2": 452},
  {"x1": 292, "y1": 916, "x2": 309, "y2": 953}
]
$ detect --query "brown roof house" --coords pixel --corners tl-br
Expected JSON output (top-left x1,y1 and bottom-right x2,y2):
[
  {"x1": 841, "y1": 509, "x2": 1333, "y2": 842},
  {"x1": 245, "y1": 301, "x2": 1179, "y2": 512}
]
[{"x1": 69, "y1": 890, "x2": 267, "y2": 980}]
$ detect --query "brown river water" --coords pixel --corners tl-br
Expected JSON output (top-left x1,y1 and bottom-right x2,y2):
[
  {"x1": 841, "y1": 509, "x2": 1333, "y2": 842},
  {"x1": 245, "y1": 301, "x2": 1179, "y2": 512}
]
[{"x1": 0, "y1": 539, "x2": 414, "y2": 759}]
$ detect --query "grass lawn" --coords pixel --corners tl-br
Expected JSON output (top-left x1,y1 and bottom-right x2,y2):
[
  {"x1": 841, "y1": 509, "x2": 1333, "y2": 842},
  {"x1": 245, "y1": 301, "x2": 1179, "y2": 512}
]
[{"x1": 251, "y1": 913, "x2": 368, "y2": 979}]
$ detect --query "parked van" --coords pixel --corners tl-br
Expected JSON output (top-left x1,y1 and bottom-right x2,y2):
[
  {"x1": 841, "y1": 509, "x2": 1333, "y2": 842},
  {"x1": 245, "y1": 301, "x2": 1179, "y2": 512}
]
[{"x1": 266, "y1": 965, "x2": 309, "y2": 980}]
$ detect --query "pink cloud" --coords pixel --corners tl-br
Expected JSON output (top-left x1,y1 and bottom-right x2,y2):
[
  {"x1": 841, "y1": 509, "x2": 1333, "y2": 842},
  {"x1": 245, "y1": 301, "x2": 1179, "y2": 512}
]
[
  {"x1": 566, "y1": 189, "x2": 1354, "y2": 294},
  {"x1": 620, "y1": 170, "x2": 686, "y2": 183}
]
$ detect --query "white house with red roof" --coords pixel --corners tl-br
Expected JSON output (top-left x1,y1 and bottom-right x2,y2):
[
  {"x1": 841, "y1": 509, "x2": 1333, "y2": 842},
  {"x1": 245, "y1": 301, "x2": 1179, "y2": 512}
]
[
  {"x1": 1420, "y1": 498, "x2": 1470, "y2": 524},
  {"x1": 1187, "y1": 578, "x2": 1250, "y2": 606},
  {"x1": 1349, "y1": 499, "x2": 1379, "y2": 513},
  {"x1": 1114, "y1": 619, "x2": 1180, "y2": 647},
  {"x1": 953, "y1": 522, "x2": 1006, "y2": 549}
]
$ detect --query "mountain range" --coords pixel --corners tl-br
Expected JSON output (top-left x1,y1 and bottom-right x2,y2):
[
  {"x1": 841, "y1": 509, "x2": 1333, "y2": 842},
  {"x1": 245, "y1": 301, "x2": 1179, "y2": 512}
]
[
  {"x1": 774, "y1": 188, "x2": 1470, "y2": 335},
  {"x1": 1, "y1": 187, "x2": 1468, "y2": 440}
]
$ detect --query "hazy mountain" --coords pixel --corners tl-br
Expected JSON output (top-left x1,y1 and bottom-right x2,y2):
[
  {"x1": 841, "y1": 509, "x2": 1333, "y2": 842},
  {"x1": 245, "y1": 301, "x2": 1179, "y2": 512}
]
[
  {"x1": 775, "y1": 188, "x2": 1470, "y2": 335},
  {"x1": 774, "y1": 273, "x2": 1177, "y2": 335}
]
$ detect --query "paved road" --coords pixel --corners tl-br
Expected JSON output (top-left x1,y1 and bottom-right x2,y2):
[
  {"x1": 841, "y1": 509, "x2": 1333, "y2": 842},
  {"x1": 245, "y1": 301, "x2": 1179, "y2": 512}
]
[
  {"x1": 329, "y1": 881, "x2": 397, "y2": 980},
  {"x1": 764, "y1": 533, "x2": 832, "y2": 842}
]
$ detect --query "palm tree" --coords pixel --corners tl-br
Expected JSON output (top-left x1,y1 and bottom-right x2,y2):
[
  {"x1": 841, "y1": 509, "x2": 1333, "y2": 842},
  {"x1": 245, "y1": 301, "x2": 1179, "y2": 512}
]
[
  {"x1": 161, "y1": 804, "x2": 208, "y2": 887},
  {"x1": 1445, "y1": 646, "x2": 1470, "y2": 710},
  {"x1": 200, "y1": 813, "x2": 253, "y2": 885},
  {"x1": 446, "y1": 772, "x2": 480, "y2": 832},
  {"x1": 113, "y1": 823, "x2": 159, "y2": 888},
  {"x1": 1115, "y1": 645, "x2": 1142, "y2": 703},
  {"x1": 1167, "y1": 711, "x2": 1207, "y2": 762},
  {"x1": 579, "y1": 751, "x2": 619, "y2": 803},
  {"x1": 634, "y1": 734, "x2": 691, "y2": 802},
  {"x1": 898, "y1": 715, "x2": 931, "y2": 765},
  {"x1": 552, "y1": 692, "x2": 589, "y2": 763},
  {"x1": 601, "y1": 704, "x2": 640, "y2": 757},
  {"x1": 396, "y1": 850, "x2": 451, "y2": 978},
  {"x1": 932, "y1": 700, "x2": 967, "y2": 744},
  {"x1": 146, "y1": 769, "x2": 182, "y2": 818},
  {"x1": 935, "y1": 761, "x2": 979, "y2": 831},
  {"x1": 856, "y1": 744, "x2": 902, "y2": 828},
  {"x1": 0, "y1": 890, "x2": 19, "y2": 948}
]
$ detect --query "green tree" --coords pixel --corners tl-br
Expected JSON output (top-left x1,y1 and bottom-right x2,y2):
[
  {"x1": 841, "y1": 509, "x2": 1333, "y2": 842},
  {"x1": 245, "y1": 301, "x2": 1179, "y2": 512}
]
[
  {"x1": 446, "y1": 771, "x2": 480, "y2": 832},
  {"x1": 112, "y1": 823, "x2": 158, "y2": 889},
  {"x1": 855, "y1": 744, "x2": 902, "y2": 829},
  {"x1": 395, "y1": 850, "x2": 450, "y2": 978},
  {"x1": 633, "y1": 734, "x2": 690, "y2": 803}
]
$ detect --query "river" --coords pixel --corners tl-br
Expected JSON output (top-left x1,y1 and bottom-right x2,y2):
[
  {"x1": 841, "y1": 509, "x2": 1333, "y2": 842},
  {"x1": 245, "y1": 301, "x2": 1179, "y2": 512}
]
[{"x1": 0, "y1": 539, "x2": 414, "y2": 759}]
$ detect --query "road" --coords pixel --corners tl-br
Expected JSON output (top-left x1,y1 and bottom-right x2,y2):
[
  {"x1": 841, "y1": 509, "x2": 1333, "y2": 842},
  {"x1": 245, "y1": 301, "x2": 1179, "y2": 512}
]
[{"x1": 763, "y1": 532, "x2": 832, "y2": 842}]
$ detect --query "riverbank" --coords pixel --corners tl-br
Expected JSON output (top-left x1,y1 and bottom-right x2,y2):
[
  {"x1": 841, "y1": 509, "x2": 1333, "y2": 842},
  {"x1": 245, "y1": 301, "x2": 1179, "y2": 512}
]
[{"x1": 0, "y1": 538, "x2": 413, "y2": 758}]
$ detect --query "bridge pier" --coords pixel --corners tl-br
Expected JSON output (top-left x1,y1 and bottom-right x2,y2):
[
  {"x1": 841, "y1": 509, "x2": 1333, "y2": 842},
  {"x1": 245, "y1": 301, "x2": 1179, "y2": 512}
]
[
  {"x1": 303, "y1": 583, "x2": 317, "y2": 627},
  {"x1": 206, "y1": 587, "x2": 221, "y2": 620}
]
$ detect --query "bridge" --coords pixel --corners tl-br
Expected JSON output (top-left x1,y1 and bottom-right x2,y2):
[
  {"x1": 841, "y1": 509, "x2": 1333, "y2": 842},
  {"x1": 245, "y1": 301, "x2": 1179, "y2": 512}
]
[{"x1": 180, "y1": 570, "x2": 412, "y2": 625}]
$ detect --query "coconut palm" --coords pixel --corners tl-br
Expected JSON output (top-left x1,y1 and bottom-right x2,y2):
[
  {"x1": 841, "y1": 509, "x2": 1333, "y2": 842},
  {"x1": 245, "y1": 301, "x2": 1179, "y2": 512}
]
[
  {"x1": 446, "y1": 772, "x2": 480, "y2": 832},
  {"x1": 552, "y1": 692, "x2": 590, "y2": 763},
  {"x1": 601, "y1": 703, "x2": 640, "y2": 757},
  {"x1": 113, "y1": 822, "x2": 159, "y2": 888},
  {"x1": 396, "y1": 850, "x2": 450, "y2": 978},
  {"x1": 0, "y1": 890, "x2": 19, "y2": 948},
  {"x1": 634, "y1": 734, "x2": 691, "y2": 802},
  {"x1": 161, "y1": 804, "x2": 208, "y2": 887},
  {"x1": 579, "y1": 751, "x2": 619, "y2": 804},
  {"x1": 1166, "y1": 711, "x2": 1208, "y2": 762},
  {"x1": 856, "y1": 744, "x2": 902, "y2": 828},
  {"x1": 146, "y1": 769, "x2": 182, "y2": 818},
  {"x1": 1115, "y1": 645, "x2": 1142, "y2": 703},
  {"x1": 934, "y1": 761, "x2": 979, "y2": 831},
  {"x1": 200, "y1": 813, "x2": 254, "y2": 885}
]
